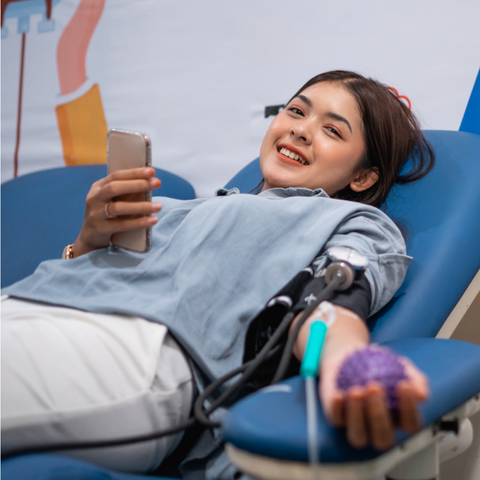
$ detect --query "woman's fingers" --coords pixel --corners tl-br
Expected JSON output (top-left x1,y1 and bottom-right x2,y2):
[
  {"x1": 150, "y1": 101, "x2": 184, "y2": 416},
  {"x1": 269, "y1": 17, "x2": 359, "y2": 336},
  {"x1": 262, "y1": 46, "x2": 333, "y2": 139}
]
[
  {"x1": 397, "y1": 381, "x2": 422, "y2": 434},
  {"x1": 400, "y1": 358, "x2": 430, "y2": 401},
  {"x1": 342, "y1": 379, "x2": 424, "y2": 450},
  {"x1": 322, "y1": 355, "x2": 428, "y2": 451},
  {"x1": 91, "y1": 167, "x2": 160, "y2": 202},
  {"x1": 341, "y1": 383, "x2": 395, "y2": 450},
  {"x1": 104, "y1": 213, "x2": 159, "y2": 233},
  {"x1": 97, "y1": 177, "x2": 161, "y2": 202},
  {"x1": 92, "y1": 202, "x2": 161, "y2": 235},
  {"x1": 95, "y1": 167, "x2": 157, "y2": 187},
  {"x1": 330, "y1": 391, "x2": 346, "y2": 426},
  {"x1": 343, "y1": 379, "x2": 425, "y2": 450},
  {"x1": 365, "y1": 383, "x2": 395, "y2": 450},
  {"x1": 105, "y1": 201, "x2": 162, "y2": 219},
  {"x1": 73, "y1": 168, "x2": 162, "y2": 257},
  {"x1": 395, "y1": 359, "x2": 428, "y2": 434},
  {"x1": 346, "y1": 387, "x2": 368, "y2": 448}
]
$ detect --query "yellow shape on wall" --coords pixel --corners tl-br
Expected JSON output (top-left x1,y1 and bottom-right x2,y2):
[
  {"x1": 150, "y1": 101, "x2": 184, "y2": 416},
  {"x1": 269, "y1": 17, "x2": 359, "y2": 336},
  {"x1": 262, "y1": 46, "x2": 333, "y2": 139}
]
[{"x1": 55, "y1": 83, "x2": 108, "y2": 166}]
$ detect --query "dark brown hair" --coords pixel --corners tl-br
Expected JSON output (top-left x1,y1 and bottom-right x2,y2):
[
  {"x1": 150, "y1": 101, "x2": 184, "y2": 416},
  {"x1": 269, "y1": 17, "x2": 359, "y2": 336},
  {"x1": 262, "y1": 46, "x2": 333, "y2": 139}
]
[{"x1": 287, "y1": 70, "x2": 435, "y2": 207}]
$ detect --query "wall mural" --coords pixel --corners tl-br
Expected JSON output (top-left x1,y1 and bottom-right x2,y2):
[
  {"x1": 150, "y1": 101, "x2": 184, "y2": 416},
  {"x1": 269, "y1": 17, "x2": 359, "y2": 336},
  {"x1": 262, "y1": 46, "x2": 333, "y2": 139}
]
[
  {"x1": 1, "y1": 1, "x2": 479, "y2": 197},
  {"x1": 1, "y1": 0, "x2": 106, "y2": 178},
  {"x1": 2, "y1": 0, "x2": 59, "y2": 177},
  {"x1": 55, "y1": 0, "x2": 107, "y2": 166}
]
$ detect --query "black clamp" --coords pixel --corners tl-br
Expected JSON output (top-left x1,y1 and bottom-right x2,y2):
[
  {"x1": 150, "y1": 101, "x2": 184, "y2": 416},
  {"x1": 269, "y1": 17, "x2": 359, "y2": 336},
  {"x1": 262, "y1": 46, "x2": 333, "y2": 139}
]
[{"x1": 264, "y1": 104, "x2": 285, "y2": 118}]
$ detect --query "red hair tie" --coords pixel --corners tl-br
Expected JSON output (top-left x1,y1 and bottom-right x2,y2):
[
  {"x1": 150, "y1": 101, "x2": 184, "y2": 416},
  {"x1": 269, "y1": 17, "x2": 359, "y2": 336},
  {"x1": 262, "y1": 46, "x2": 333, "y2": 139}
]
[{"x1": 387, "y1": 87, "x2": 412, "y2": 111}]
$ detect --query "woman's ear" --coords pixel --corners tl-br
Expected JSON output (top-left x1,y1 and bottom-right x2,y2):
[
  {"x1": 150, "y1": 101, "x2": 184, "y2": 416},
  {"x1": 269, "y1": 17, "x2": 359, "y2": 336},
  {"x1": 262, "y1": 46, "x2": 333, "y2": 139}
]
[{"x1": 350, "y1": 168, "x2": 379, "y2": 192}]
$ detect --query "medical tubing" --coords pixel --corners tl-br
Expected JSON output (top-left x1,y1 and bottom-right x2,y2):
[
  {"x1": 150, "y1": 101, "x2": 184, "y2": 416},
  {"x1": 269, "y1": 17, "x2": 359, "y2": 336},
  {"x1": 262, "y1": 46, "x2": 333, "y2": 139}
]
[
  {"x1": 194, "y1": 361, "x2": 255, "y2": 427},
  {"x1": 305, "y1": 376, "x2": 320, "y2": 473},
  {"x1": 271, "y1": 272, "x2": 343, "y2": 384},
  {"x1": 1, "y1": 417, "x2": 197, "y2": 459},
  {"x1": 300, "y1": 321, "x2": 328, "y2": 379},
  {"x1": 194, "y1": 317, "x2": 295, "y2": 427},
  {"x1": 301, "y1": 322, "x2": 328, "y2": 478}
]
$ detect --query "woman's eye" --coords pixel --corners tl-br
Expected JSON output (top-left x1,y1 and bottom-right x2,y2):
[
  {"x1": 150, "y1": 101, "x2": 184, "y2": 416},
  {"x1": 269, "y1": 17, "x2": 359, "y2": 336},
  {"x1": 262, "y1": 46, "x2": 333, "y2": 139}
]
[
  {"x1": 325, "y1": 126, "x2": 340, "y2": 137},
  {"x1": 288, "y1": 107, "x2": 304, "y2": 116}
]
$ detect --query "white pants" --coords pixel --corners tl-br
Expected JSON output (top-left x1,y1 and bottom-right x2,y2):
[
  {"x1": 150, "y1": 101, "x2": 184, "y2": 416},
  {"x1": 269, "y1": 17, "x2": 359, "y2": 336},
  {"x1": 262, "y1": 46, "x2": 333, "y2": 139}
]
[{"x1": 1, "y1": 297, "x2": 193, "y2": 473}]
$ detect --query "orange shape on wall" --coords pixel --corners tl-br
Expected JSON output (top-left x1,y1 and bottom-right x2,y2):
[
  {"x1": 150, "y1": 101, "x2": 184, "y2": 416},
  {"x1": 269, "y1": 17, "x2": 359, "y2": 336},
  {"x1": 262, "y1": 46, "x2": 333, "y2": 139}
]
[{"x1": 55, "y1": 83, "x2": 107, "y2": 166}]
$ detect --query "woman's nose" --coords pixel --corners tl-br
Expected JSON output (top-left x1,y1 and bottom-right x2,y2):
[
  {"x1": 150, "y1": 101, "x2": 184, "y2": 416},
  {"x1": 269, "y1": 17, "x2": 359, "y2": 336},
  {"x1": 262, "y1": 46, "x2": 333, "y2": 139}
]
[{"x1": 290, "y1": 122, "x2": 311, "y2": 144}]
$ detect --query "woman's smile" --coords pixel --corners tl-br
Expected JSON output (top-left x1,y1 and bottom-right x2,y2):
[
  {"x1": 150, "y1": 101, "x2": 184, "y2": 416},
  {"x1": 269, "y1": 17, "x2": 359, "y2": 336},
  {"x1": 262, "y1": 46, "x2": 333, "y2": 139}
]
[{"x1": 277, "y1": 144, "x2": 309, "y2": 166}]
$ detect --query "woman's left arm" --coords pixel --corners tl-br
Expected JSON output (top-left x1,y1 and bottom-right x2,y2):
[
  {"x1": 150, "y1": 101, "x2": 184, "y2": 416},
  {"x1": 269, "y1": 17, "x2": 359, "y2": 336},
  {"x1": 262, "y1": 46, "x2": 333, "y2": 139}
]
[{"x1": 291, "y1": 306, "x2": 429, "y2": 450}]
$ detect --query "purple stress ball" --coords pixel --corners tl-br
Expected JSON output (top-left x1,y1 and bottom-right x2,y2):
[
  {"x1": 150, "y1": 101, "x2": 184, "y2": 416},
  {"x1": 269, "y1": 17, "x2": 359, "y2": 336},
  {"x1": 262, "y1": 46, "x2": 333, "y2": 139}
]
[{"x1": 336, "y1": 346, "x2": 408, "y2": 410}]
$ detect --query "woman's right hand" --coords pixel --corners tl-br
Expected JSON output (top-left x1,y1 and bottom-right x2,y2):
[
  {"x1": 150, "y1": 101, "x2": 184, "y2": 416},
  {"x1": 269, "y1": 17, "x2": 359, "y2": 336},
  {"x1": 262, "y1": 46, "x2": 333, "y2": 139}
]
[
  {"x1": 71, "y1": 167, "x2": 162, "y2": 258},
  {"x1": 321, "y1": 349, "x2": 429, "y2": 451}
]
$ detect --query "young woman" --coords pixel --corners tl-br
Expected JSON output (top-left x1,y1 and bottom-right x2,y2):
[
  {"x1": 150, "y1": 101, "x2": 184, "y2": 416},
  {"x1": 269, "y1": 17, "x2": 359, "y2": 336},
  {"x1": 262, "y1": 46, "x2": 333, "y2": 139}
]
[{"x1": 2, "y1": 71, "x2": 434, "y2": 477}]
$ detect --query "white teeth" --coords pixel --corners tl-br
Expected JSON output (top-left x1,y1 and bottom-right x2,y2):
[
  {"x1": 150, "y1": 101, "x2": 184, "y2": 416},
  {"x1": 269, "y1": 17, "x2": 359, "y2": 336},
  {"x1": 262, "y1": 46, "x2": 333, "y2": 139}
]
[{"x1": 280, "y1": 147, "x2": 307, "y2": 165}]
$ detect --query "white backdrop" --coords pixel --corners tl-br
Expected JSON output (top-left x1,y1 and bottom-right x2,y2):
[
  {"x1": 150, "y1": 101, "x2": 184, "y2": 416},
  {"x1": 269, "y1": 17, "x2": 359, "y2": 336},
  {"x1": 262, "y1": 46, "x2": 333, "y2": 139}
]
[{"x1": 2, "y1": 0, "x2": 480, "y2": 197}]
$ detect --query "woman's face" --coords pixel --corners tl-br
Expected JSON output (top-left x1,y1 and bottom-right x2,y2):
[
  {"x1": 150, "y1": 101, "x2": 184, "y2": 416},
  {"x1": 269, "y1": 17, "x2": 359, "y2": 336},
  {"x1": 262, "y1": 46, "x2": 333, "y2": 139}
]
[{"x1": 259, "y1": 82, "x2": 376, "y2": 194}]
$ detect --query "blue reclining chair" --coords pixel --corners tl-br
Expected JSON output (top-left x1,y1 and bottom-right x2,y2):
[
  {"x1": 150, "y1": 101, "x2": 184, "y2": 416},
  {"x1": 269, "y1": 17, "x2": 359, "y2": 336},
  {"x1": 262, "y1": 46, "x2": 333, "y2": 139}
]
[
  {"x1": 2, "y1": 130, "x2": 480, "y2": 480},
  {"x1": 223, "y1": 130, "x2": 480, "y2": 480}
]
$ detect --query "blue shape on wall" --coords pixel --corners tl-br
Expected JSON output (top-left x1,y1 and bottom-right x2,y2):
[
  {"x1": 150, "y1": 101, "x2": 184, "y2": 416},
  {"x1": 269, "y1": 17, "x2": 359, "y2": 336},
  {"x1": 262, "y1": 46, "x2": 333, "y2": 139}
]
[
  {"x1": 1, "y1": 0, "x2": 61, "y2": 38},
  {"x1": 460, "y1": 68, "x2": 480, "y2": 135}
]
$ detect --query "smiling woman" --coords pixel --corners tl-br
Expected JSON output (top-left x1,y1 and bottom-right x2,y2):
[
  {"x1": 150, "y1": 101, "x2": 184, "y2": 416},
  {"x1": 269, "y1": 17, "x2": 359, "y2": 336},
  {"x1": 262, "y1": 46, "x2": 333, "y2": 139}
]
[
  {"x1": 260, "y1": 82, "x2": 369, "y2": 195},
  {"x1": 2, "y1": 70, "x2": 436, "y2": 476},
  {"x1": 260, "y1": 70, "x2": 435, "y2": 207}
]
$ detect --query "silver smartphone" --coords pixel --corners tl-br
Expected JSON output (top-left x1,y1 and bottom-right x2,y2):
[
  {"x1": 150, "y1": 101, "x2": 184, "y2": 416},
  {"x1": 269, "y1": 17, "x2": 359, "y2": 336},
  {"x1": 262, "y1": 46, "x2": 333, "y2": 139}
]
[{"x1": 107, "y1": 128, "x2": 152, "y2": 253}]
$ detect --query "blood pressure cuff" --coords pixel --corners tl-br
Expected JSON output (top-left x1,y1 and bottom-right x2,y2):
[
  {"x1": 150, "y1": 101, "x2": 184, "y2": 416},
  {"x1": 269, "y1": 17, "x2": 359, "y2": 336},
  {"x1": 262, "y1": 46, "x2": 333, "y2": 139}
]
[
  {"x1": 292, "y1": 274, "x2": 371, "y2": 319},
  {"x1": 241, "y1": 268, "x2": 371, "y2": 396}
]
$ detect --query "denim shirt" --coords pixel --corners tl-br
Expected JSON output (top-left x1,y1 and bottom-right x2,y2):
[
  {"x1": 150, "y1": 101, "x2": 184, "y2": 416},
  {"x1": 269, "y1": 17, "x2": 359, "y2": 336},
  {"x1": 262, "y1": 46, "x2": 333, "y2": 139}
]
[{"x1": 4, "y1": 187, "x2": 410, "y2": 383}]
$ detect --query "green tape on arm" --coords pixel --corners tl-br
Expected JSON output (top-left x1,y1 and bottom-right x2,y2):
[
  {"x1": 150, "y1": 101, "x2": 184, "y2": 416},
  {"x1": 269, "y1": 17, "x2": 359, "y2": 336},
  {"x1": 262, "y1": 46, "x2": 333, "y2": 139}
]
[{"x1": 300, "y1": 321, "x2": 328, "y2": 379}]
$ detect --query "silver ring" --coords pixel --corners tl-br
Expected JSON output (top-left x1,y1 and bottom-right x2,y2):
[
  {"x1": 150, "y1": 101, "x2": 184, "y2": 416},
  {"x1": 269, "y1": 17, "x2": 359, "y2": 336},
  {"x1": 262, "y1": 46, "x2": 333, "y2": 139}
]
[{"x1": 104, "y1": 202, "x2": 115, "y2": 219}]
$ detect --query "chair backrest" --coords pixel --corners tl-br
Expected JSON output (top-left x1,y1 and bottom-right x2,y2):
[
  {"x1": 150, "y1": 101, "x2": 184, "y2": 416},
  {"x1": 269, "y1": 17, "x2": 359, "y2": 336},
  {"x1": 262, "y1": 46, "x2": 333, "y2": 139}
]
[
  {"x1": 370, "y1": 130, "x2": 480, "y2": 341},
  {"x1": 1, "y1": 165, "x2": 195, "y2": 287},
  {"x1": 224, "y1": 130, "x2": 480, "y2": 341}
]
